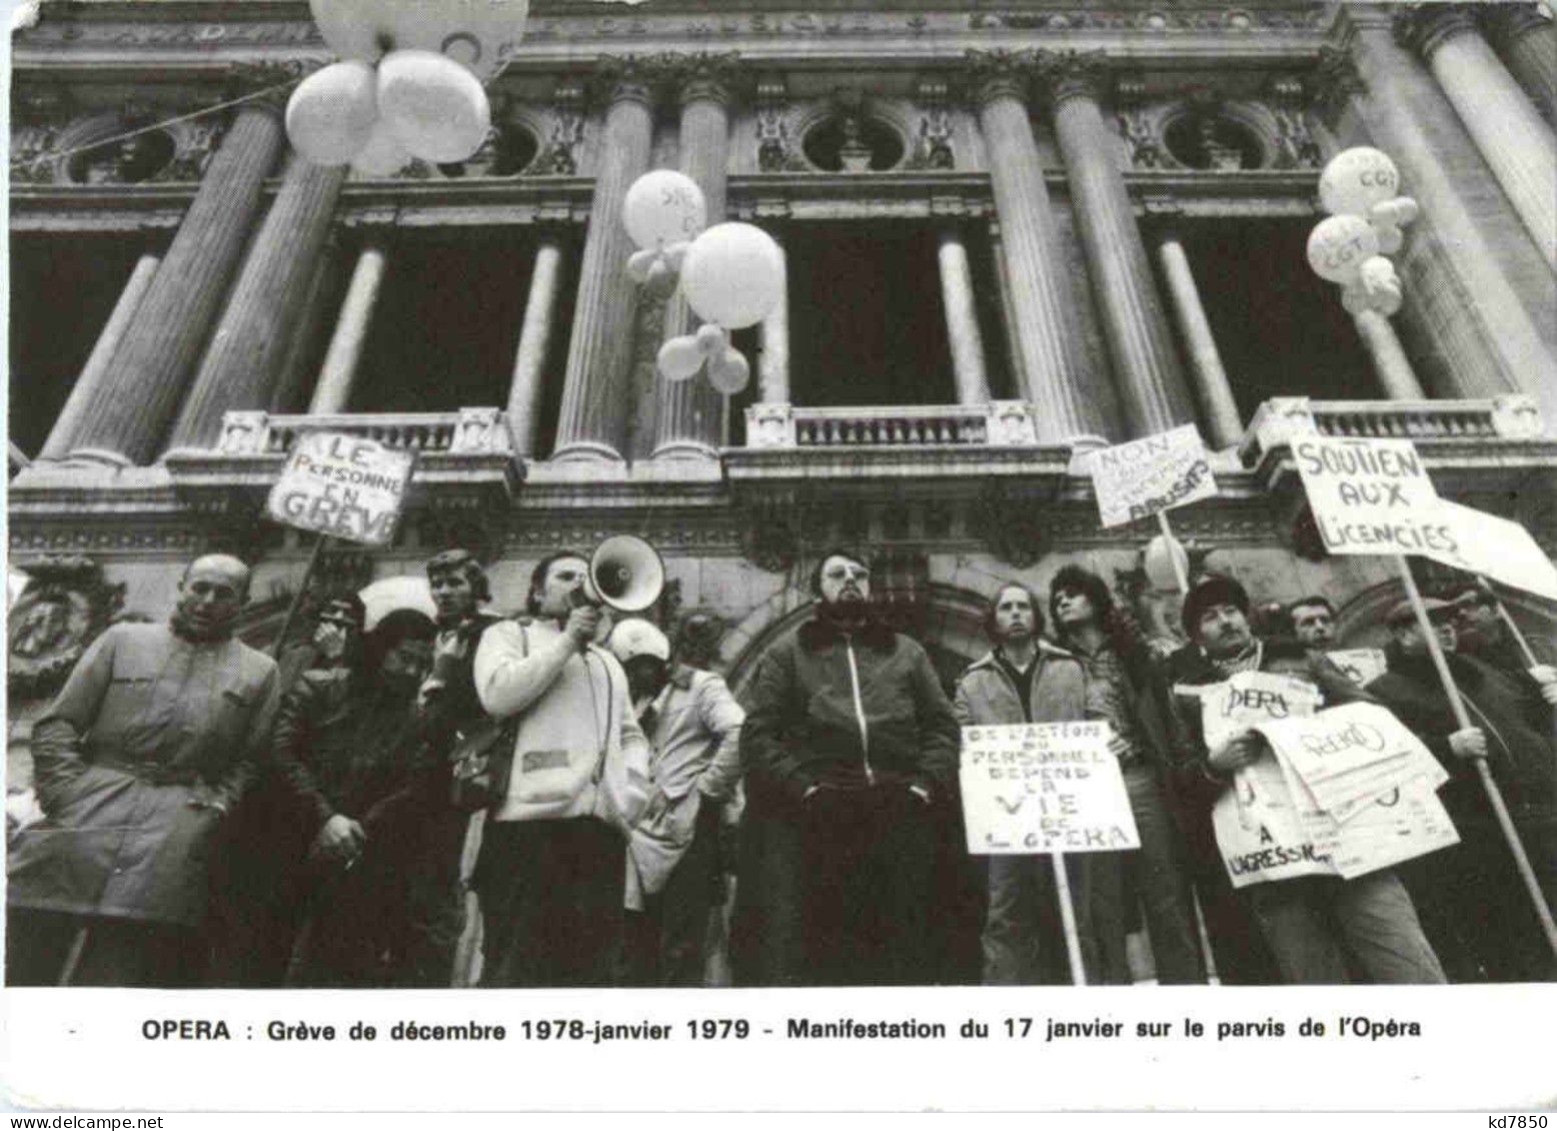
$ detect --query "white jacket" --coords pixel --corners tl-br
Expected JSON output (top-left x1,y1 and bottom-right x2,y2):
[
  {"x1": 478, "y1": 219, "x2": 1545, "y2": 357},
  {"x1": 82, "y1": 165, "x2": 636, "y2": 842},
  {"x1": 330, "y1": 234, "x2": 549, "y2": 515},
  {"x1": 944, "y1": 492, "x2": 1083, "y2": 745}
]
[{"x1": 474, "y1": 617, "x2": 650, "y2": 827}]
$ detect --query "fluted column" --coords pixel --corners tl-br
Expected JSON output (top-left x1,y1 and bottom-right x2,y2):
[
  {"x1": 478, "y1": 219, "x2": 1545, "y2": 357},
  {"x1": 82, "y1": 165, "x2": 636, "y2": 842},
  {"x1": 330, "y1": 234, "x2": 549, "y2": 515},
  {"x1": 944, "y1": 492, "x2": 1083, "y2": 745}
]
[
  {"x1": 988, "y1": 219, "x2": 1028, "y2": 397},
  {"x1": 1155, "y1": 232, "x2": 1242, "y2": 448},
  {"x1": 1041, "y1": 51, "x2": 1194, "y2": 439},
  {"x1": 937, "y1": 228, "x2": 991, "y2": 405},
  {"x1": 39, "y1": 252, "x2": 160, "y2": 460},
  {"x1": 757, "y1": 232, "x2": 790, "y2": 404},
  {"x1": 1325, "y1": 23, "x2": 1557, "y2": 430},
  {"x1": 1399, "y1": 6, "x2": 1557, "y2": 269},
  {"x1": 65, "y1": 103, "x2": 286, "y2": 465},
  {"x1": 1482, "y1": 5, "x2": 1556, "y2": 125},
  {"x1": 552, "y1": 60, "x2": 656, "y2": 463},
  {"x1": 505, "y1": 238, "x2": 565, "y2": 455},
  {"x1": 269, "y1": 238, "x2": 341, "y2": 414},
  {"x1": 309, "y1": 243, "x2": 388, "y2": 414},
  {"x1": 967, "y1": 50, "x2": 1105, "y2": 444},
  {"x1": 1352, "y1": 309, "x2": 1427, "y2": 400},
  {"x1": 165, "y1": 156, "x2": 349, "y2": 451},
  {"x1": 654, "y1": 56, "x2": 738, "y2": 460}
]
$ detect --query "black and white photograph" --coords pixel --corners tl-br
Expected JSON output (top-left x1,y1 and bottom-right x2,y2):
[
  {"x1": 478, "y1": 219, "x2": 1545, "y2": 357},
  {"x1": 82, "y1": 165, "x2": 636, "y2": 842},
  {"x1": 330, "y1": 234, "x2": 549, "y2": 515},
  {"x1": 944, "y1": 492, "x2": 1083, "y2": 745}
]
[{"x1": 3, "y1": 0, "x2": 1556, "y2": 1116}]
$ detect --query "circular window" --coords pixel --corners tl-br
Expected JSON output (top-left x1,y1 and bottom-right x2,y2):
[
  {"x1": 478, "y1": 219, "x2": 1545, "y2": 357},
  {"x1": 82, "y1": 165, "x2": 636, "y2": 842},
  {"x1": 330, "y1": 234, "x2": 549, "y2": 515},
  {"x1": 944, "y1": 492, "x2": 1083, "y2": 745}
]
[
  {"x1": 65, "y1": 127, "x2": 175, "y2": 185},
  {"x1": 802, "y1": 116, "x2": 904, "y2": 173},
  {"x1": 1163, "y1": 113, "x2": 1264, "y2": 171},
  {"x1": 437, "y1": 122, "x2": 540, "y2": 179}
]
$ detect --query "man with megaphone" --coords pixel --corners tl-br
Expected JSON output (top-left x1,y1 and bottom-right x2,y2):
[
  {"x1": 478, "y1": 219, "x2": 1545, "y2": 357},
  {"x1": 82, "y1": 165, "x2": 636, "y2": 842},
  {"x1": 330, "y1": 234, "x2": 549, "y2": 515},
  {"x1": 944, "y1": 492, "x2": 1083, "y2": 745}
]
[{"x1": 469, "y1": 549, "x2": 652, "y2": 987}]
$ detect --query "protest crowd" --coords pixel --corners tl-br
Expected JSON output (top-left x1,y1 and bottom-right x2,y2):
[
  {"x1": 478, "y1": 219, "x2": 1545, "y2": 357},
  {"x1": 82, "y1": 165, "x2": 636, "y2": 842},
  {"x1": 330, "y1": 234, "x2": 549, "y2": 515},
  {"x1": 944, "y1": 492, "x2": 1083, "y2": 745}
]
[{"x1": 7, "y1": 532, "x2": 1555, "y2": 990}]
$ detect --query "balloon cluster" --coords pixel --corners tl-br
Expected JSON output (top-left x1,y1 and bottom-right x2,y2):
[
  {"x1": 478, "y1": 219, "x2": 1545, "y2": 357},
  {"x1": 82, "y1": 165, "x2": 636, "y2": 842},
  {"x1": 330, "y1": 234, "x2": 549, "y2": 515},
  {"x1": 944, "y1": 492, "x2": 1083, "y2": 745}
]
[
  {"x1": 1306, "y1": 147, "x2": 1418, "y2": 317},
  {"x1": 621, "y1": 170, "x2": 786, "y2": 396},
  {"x1": 286, "y1": 0, "x2": 528, "y2": 173}
]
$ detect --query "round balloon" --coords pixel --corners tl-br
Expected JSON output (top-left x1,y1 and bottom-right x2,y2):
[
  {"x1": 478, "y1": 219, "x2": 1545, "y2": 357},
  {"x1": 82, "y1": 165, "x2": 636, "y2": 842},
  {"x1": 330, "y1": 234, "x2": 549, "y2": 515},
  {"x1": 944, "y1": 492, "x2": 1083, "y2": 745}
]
[
  {"x1": 681, "y1": 223, "x2": 785, "y2": 330},
  {"x1": 707, "y1": 348, "x2": 751, "y2": 395},
  {"x1": 1142, "y1": 534, "x2": 1189, "y2": 592},
  {"x1": 285, "y1": 60, "x2": 379, "y2": 166},
  {"x1": 657, "y1": 335, "x2": 704, "y2": 383},
  {"x1": 622, "y1": 170, "x2": 707, "y2": 251},
  {"x1": 351, "y1": 118, "x2": 412, "y2": 176},
  {"x1": 1306, "y1": 214, "x2": 1380, "y2": 284},
  {"x1": 377, "y1": 49, "x2": 491, "y2": 164},
  {"x1": 309, "y1": 0, "x2": 528, "y2": 81},
  {"x1": 695, "y1": 323, "x2": 726, "y2": 355},
  {"x1": 1318, "y1": 147, "x2": 1400, "y2": 217}
]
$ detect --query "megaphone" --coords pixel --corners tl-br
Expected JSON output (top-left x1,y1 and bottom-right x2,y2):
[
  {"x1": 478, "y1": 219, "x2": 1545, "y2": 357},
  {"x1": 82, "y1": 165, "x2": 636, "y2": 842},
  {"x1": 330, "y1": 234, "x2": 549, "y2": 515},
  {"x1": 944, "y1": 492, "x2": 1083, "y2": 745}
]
[{"x1": 581, "y1": 535, "x2": 665, "y2": 614}]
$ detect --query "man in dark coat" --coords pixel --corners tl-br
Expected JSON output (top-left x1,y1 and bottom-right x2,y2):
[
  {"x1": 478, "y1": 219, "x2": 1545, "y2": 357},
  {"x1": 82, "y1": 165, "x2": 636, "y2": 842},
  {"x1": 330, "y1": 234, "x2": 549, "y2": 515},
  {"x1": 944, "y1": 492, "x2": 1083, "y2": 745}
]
[
  {"x1": 735, "y1": 548, "x2": 960, "y2": 986},
  {"x1": 7, "y1": 554, "x2": 280, "y2": 987},
  {"x1": 1366, "y1": 596, "x2": 1557, "y2": 982}
]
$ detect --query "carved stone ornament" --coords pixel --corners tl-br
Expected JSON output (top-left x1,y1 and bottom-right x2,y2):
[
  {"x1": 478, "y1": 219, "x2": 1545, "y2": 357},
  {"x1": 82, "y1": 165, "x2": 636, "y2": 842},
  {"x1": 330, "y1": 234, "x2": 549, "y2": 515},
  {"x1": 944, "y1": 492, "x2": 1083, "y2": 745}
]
[
  {"x1": 905, "y1": 79, "x2": 955, "y2": 171},
  {"x1": 536, "y1": 83, "x2": 586, "y2": 176},
  {"x1": 962, "y1": 48, "x2": 1039, "y2": 106},
  {"x1": 1114, "y1": 77, "x2": 1162, "y2": 170},
  {"x1": 1312, "y1": 44, "x2": 1367, "y2": 124},
  {"x1": 754, "y1": 79, "x2": 802, "y2": 172},
  {"x1": 1034, "y1": 48, "x2": 1110, "y2": 107},
  {"x1": 8, "y1": 556, "x2": 127, "y2": 701},
  {"x1": 973, "y1": 479, "x2": 1046, "y2": 568},
  {"x1": 1266, "y1": 77, "x2": 1323, "y2": 169},
  {"x1": 740, "y1": 501, "x2": 800, "y2": 573}
]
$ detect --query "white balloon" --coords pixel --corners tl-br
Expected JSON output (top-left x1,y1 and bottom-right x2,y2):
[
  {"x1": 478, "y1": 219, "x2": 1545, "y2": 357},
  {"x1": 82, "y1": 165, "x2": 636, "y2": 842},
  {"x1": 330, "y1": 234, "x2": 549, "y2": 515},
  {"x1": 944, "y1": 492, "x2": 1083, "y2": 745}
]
[
  {"x1": 622, "y1": 170, "x2": 707, "y2": 250},
  {"x1": 1358, "y1": 255, "x2": 1403, "y2": 316},
  {"x1": 625, "y1": 248, "x2": 657, "y2": 283},
  {"x1": 657, "y1": 335, "x2": 704, "y2": 382},
  {"x1": 643, "y1": 260, "x2": 679, "y2": 299},
  {"x1": 1142, "y1": 534, "x2": 1188, "y2": 592},
  {"x1": 681, "y1": 222, "x2": 785, "y2": 330},
  {"x1": 695, "y1": 323, "x2": 726, "y2": 355},
  {"x1": 707, "y1": 348, "x2": 751, "y2": 395},
  {"x1": 1319, "y1": 146, "x2": 1400, "y2": 217},
  {"x1": 285, "y1": 60, "x2": 379, "y2": 166},
  {"x1": 309, "y1": 0, "x2": 529, "y2": 81},
  {"x1": 350, "y1": 118, "x2": 412, "y2": 176},
  {"x1": 1306, "y1": 214, "x2": 1380, "y2": 284},
  {"x1": 377, "y1": 49, "x2": 491, "y2": 164}
]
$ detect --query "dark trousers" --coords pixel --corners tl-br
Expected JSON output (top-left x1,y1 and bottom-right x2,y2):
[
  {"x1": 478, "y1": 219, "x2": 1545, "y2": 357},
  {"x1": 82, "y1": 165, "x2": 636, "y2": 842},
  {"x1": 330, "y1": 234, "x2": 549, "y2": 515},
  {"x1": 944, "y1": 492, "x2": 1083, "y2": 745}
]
[
  {"x1": 1120, "y1": 763, "x2": 1206, "y2": 984},
  {"x1": 6, "y1": 908, "x2": 205, "y2": 988},
  {"x1": 474, "y1": 816, "x2": 625, "y2": 988},
  {"x1": 623, "y1": 805, "x2": 721, "y2": 988}
]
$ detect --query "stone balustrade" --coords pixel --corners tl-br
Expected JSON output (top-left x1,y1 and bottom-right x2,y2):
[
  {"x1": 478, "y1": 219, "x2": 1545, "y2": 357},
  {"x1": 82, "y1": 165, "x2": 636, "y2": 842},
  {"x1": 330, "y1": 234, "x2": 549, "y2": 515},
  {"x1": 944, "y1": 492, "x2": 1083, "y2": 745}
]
[
  {"x1": 745, "y1": 401, "x2": 1043, "y2": 449},
  {"x1": 1239, "y1": 395, "x2": 1546, "y2": 467}
]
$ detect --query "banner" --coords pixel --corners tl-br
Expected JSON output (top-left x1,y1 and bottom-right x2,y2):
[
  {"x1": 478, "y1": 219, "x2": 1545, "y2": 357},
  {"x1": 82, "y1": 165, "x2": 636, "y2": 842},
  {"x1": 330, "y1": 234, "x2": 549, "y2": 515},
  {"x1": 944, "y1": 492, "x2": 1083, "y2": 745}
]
[
  {"x1": 1088, "y1": 423, "x2": 1218, "y2": 528},
  {"x1": 1324, "y1": 647, "x2": 1387, "y2": 687},
  {"x1": 959, "y1": 722, "x2": 1140, "y2": 855},
  {"x1": 1292, "y1": 436, "x2": 1449, "y2": 557},
  {"x1": 1416, "y1": 499, "x2": 1557, "y2": 603},
  {"x1": 1190, "y1": 669, "x2": 1325, "y2": 752},
  {"x1": 265, "y1": 431, "x2": 417, "y2": 546}
]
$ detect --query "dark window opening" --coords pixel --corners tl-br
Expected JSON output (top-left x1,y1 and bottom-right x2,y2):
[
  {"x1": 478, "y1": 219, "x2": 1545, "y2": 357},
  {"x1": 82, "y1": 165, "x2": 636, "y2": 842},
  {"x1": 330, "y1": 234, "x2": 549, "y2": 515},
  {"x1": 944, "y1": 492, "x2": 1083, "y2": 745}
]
[
  {"x1": 437, "y1": 122, "x2": 541, "y2": 179},
  {"x1": 8, "y1": 234, "x2": 156, "y2": 458},
  {"x1": 786, "y1": 222, "x2": 958, "y2": 409},
  {"x1": 66, "y1": 128, "x2": 176, "y2": 185},
  {"x1": 802, "y1": 116, "x2": 905, "y2": 172},
  {"x1": 1163, "y1": 113, "x2": 1264, "y2": 171},
  {"x1": 963, "y1": 224, "x2": 1016, "y2": 400},
  {"x1": 1159, "y1": 217, "x2": 1379, "y2": 420}
]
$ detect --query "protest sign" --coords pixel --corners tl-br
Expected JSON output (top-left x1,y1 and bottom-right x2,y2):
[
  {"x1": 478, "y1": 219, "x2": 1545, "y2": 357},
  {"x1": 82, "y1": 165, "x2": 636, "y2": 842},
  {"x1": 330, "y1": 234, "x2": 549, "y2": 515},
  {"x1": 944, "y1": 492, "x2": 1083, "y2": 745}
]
[
  {"x1": 1213, "y1": 756, "x2": 1337, "y2": 888},
  {"x1": 1192, "y1": 669, "x2": 1324, "y2": 752},
  {"x1": 1324, "y1": 647, "x2": 1388, "y2": 687},
  {"x1": 1415, "y1": 499, "x2": 1557, "y2": 603},
  {"x1": 1292, "y1": 436, "x2": 1450, "y2": 557},
  {"x1": 1088, "y1": 423, "x2": 1217, "y2": 528},
  {"x1": 959, "y1": 722, "x2": 1139, "y2": 855},
  {"x1": 266, "y1": 431, "x2": 416, "y2": 546}
]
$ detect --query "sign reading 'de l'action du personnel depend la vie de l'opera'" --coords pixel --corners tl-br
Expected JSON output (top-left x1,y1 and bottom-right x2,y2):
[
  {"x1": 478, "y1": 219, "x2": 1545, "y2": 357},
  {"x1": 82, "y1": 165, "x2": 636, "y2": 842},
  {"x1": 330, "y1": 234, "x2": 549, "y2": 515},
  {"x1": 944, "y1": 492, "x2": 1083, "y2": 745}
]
[
  {"x1": 959, "y1": 721, "x2": 1141, "y2": 855},
  {"x1": 265, "y1": 431, "x2": 417, "y2": 547},
  {"x1": 1088, "y1": 423, "x2": 1218, "y2": 529}
]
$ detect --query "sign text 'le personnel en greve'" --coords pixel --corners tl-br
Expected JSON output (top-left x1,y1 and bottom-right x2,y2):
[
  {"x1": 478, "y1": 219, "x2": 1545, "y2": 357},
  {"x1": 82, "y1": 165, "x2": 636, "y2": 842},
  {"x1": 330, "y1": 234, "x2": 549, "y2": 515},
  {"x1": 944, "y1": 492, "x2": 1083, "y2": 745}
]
[{"x1": 265, "y1": 431, "x2": 416, "y2": 547}]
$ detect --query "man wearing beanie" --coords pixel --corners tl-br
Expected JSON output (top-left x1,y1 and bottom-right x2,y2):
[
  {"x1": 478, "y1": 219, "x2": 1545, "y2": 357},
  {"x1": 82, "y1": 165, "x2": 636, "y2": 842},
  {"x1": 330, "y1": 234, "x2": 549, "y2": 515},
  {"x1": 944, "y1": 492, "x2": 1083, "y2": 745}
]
[{"x1": 1164, "y1": 573, "x2": 1444, "y2": 984}]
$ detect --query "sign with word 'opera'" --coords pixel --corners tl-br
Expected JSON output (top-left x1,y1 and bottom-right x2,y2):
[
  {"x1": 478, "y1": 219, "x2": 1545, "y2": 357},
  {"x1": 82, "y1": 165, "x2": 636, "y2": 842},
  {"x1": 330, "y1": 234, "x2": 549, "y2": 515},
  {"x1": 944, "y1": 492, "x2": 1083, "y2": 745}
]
[
  {"x1": 1292, "y1": 436, "x2": 1446, "y2": 557},
  {"x1": 265, "y1": 431, "x2": 416, "y2": 546},
  {"x1": 959, "y1": 722, "x2": 1140, "y2": 855},
  {"x1": 1089, "y1": 424, "x2": 1218, "y2": 528}
]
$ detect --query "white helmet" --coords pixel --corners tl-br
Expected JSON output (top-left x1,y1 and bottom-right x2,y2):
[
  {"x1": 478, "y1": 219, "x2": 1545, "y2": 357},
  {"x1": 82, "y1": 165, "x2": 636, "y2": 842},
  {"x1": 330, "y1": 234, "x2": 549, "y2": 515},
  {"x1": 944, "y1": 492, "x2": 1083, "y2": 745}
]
[{"x1": 608, "y1": 618, "x2": 670, "y2": 664}]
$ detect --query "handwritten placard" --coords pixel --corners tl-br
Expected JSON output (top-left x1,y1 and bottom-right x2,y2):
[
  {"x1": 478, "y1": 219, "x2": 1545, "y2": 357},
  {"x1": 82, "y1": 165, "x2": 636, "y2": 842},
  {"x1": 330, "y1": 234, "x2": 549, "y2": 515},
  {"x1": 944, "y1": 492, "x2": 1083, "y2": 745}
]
[
  {"x1": 959, "y1": 722, "x2": 1140, "y2": 855},
  {"x1": 266, "y1": 431, "x2": 416, "y2": 546},
  {"x1": 1325, "y1": 648, "x2": 1388, "y2": 687},
  {"x1": 1089, "y1": 424, "x2": 1218, "y2": 528},
  {"x1": 1292, "y1": 436, "x2": 1447, "y2": 557}
]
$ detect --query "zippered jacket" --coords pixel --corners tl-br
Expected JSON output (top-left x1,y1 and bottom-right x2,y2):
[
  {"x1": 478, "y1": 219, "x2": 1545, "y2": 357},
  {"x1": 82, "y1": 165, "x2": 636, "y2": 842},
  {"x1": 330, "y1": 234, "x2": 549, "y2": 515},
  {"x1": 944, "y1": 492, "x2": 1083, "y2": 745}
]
[
  {"x1": 952, "y1": 640, "x2": 1086, "y2": 729},
  {"x1": 740, "y1": 613, "x2": 959, "y2": 809}
]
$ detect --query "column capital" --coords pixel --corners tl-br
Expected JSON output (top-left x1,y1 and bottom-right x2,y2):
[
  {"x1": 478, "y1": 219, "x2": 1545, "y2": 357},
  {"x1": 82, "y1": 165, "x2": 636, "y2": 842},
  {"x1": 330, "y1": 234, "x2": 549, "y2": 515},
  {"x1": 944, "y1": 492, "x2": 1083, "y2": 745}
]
[
  {"x1": 961, "y1": 48, "x2": 1039, "y2": 107},
  {"x1": 590, "y1": 54, "x2": 666, "y2": 109},
  {"x1": 1311, "y1": 42, "x2": 1367, "y2": 121},
  {"x1": 1393, "y1": 4, "x2": 1482, "y2": 61},
  {"x1": 660, "y1": 51, "x2": 744, "y2": 109},
  {"x1": 1481, "y1": 3, "x2": 1553, "y2": 48},
  {"x1": 1034, "y1": 48, "x2": 1110, "y2": 109}
]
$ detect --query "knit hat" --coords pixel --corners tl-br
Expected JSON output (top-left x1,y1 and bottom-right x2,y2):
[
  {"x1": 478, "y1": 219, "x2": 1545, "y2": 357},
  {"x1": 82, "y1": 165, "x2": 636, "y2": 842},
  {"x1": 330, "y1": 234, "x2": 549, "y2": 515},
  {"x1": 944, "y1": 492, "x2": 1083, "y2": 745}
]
[{"x1": 1181, "y1": 573, "x2": 1252, "y2": 638}]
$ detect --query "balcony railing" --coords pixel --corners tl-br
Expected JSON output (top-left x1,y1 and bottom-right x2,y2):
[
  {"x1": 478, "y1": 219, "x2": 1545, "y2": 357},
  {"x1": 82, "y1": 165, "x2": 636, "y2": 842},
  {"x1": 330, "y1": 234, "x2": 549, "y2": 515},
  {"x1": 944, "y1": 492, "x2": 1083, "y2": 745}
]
[
  {"x1": 211, "y1": 409, "x2": 510, "y2": 458},
  {"x1": 1239, "y1": 395, "x2": 1545, "y2": 467},
  {"x1": 745, "y1": 401, "x2": 1044, "y2": 449}
]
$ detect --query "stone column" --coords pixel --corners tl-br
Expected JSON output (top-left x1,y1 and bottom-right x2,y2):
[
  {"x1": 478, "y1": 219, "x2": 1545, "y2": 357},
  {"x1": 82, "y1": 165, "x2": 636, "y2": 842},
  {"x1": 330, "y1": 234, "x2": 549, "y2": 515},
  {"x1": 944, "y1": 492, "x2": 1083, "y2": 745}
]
[
  {"x1": 1041, "y1": 51, "x2": 1195, "y2": 439},
  {"x1": 551, "y1": 60, "x2": 656, "y2": 464},
  {"x1": 165, "y1": 156, "x2": 349, "y2": 452},
  {"x1": 505, "y1": 237, "x2": 565, "y2": 456},
  {"x1": 269, "y1": 238, "x2": 342, "y2": 414},
  {"x1": 1483, "y1": 5, "x2": 1556, "y2": 124},
  {"x1": 65, "y1": 102, "x2": 286, "y2": 465},
  {"x1": 1398, "y1": 6, "x2": 1557, "y2": 270},
  {"x1": 654, "y1": 56, "x2": 738, "y2": 461},
  {"x1": 1324, "y1": 23, "x2": 1557, "y2": 430},
  {"x1": 1352, "y1": 309, "x2": 1427, "y2": 400},
  {"x1": 309, "y1": 243, "x2": 388, "y2": 414},
  {"x1": 39, "y1": 252, "x2": 160, "y2": 461},
  {"x1": 937, "y1": 228, "x2": 991, "y2": 405},
  {"x1": 757, "y1": 232, "x2": 790, "y2": 404},
  {"x1": 967, "y1": 50, "x2": 1105, "y2": 445},
  {"x1": 988, "y1": 219, "x2": 1028, "y2": 398},
  {"x1": 1155, "y1": 232, "x2": 1243, "y2": 448}
]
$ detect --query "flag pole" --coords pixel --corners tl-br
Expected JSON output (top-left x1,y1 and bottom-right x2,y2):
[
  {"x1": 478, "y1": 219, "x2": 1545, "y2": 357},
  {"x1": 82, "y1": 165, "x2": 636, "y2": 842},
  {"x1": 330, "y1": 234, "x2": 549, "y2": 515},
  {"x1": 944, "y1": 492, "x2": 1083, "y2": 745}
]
[
  {"x1": 269, "y1": 533, "x2": 330, "y2": 660},
  {"x1": 1050, "y1": 852, "x2": 1087, "y2": 986},
  {"x1": 1395, "y1": 557, "x2": 1557, "y2": 959}
]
